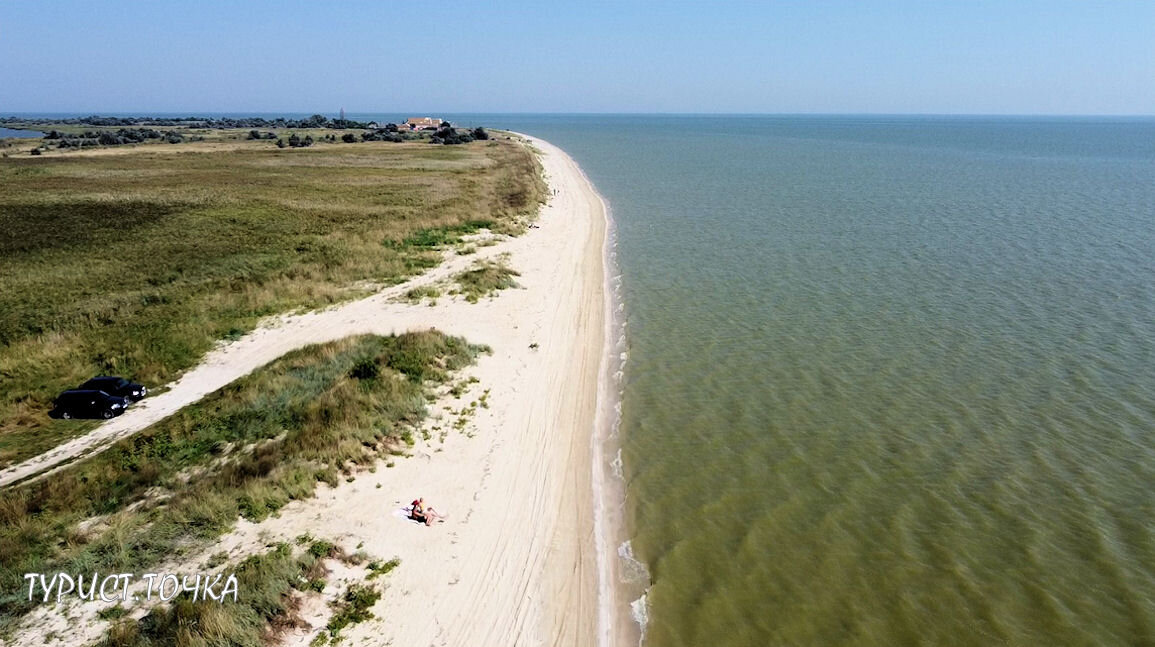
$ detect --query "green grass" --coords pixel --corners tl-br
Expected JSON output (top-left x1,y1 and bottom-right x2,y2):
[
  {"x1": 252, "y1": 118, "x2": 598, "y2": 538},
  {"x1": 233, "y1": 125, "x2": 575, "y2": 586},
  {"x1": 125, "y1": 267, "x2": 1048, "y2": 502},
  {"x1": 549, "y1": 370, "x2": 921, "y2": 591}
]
[
  {"x1": 321, "y1": 583, "x2": 381, "y2": 642},
  {"x1": 388, "y1": 219, "x2": 497, "y2": 249},
  {"x1": 0, "y1": 136, "x2": 545, "y2": 466},
  {"x1": 366, "y1": 557, "x2": 401, "y2": 580},
  {"x1": 0, "y1": 332, "x2": 485, "y2": 633},
  {"x1": 453, "y1": 256, "x2": 521, "y2": 303},
  {"x1": 404, "y1": 285, "x2": 442, "y2": 303},
  {"x1": 102, "y1": 540, "x2": 375, "y2": 647}
]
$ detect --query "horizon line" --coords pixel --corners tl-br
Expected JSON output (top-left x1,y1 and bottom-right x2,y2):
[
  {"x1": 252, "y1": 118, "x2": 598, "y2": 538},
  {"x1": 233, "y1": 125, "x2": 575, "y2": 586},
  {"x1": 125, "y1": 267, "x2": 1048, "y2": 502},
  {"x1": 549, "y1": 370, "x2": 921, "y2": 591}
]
[{"x1": 4, "y1": 110, "x2": 1155, "y2": 119}]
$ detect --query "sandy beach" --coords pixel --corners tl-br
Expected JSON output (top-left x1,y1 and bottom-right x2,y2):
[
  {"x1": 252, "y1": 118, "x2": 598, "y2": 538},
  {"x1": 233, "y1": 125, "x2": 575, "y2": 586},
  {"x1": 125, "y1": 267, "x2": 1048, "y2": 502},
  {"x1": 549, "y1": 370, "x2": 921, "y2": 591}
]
[{"x1": 9, "y1": 136, "x2": 616, "y2": 647}]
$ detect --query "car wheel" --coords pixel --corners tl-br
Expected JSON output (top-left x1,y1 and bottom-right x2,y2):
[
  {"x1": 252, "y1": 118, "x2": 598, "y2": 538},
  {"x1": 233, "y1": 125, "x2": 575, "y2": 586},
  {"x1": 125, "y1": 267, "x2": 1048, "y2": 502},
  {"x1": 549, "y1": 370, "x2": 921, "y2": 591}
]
[
  {"x1": 102, "y1": 410, "x2": 114, "y2": 419},
  {"x1": 62, "y1": 411, "x2": 72, "y2": 420}
]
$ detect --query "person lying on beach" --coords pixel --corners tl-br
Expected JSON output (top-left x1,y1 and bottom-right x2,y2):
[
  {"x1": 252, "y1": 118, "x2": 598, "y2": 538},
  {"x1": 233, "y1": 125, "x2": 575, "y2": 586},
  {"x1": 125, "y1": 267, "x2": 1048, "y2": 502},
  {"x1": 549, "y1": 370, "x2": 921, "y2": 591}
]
[{"x1": 409, "y1": 497, "x2": 441, "y2": 525}]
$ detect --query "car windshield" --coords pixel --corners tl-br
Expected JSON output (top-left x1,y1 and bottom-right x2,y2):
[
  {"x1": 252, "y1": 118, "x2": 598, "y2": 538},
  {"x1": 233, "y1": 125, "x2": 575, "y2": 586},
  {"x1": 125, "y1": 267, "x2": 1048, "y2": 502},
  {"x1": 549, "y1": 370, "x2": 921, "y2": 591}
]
[{"x1": 86, "y1": 377, "x2": 127, "y2": 389}]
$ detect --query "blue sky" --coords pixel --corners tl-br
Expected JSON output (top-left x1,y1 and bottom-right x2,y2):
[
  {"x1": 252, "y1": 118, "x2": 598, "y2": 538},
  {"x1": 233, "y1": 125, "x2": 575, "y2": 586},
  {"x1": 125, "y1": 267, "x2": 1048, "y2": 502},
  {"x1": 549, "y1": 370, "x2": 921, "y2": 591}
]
[{"x1": 2, "y1": 1, "x2": 1152, "y2": 114}]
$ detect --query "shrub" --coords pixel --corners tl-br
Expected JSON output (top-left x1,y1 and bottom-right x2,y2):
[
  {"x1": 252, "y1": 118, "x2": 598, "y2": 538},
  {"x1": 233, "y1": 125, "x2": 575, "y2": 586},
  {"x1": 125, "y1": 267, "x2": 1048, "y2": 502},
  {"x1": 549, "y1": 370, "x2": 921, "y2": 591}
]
[
  {"x1": 326, "y1": 584, "x2": 380, "y2": 638},
  {"x1": 341, "y1": 133, "x2": 356, "y2": 143},
  {"x1": 349, "y1": 356, "x2": 380, "y2": 380}
]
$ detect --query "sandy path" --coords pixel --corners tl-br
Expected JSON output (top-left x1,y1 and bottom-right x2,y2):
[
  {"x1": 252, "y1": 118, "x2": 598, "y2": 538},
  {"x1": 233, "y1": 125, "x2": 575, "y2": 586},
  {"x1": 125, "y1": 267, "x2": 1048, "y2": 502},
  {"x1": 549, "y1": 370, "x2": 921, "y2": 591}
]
[{"x1": 8, "y1": 136, "x2": 613, "y2": 647}]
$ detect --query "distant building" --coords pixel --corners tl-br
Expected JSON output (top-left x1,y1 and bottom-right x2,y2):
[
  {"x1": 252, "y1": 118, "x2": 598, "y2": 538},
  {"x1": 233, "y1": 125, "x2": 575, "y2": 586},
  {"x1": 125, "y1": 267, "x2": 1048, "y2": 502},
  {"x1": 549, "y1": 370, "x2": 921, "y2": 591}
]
[{"x1": 405, "y1": 117, "x2": 441, "y2": 130}]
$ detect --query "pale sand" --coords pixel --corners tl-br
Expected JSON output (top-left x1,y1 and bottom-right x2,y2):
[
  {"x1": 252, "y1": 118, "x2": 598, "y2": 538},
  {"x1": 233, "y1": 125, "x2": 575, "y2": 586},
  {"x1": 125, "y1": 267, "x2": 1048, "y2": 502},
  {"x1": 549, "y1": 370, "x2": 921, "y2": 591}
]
[{"x1": 8, "y1": 136, "x2": 619, "y2": 647}]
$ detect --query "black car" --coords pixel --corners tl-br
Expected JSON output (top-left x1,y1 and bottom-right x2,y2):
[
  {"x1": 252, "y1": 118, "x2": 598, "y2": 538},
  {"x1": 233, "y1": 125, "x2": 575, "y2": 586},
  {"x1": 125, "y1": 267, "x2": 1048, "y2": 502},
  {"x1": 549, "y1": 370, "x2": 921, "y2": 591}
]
[
  {"x1": 78, "y1": 376, "x2": 147, "y2": 402},
  {"x1": 52, "y1": 390, "x2": 129, "y2": 420}
]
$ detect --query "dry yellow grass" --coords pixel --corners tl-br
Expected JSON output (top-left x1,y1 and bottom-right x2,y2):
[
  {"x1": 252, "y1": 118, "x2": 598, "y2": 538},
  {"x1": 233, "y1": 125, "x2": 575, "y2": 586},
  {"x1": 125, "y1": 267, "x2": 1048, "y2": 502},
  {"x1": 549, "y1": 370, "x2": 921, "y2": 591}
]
[{"x1": 0, "y1": 135, "x2": 545, "y2": 465}]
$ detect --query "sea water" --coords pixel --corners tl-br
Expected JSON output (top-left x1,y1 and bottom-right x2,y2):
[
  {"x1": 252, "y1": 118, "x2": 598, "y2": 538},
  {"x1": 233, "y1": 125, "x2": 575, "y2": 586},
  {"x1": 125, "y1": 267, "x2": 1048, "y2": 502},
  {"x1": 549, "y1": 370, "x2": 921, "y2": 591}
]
[{"x1": 476, "y1": 115, "x2": 1155, "y2": 646}]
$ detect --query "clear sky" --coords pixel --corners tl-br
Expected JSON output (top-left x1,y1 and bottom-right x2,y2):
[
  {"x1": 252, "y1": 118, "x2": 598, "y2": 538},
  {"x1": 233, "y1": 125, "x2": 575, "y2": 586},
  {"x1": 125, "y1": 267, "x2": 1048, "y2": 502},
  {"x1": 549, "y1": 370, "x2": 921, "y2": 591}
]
[{"x1": 2, "y1": 0, "x2": 1153, "y2": 115}]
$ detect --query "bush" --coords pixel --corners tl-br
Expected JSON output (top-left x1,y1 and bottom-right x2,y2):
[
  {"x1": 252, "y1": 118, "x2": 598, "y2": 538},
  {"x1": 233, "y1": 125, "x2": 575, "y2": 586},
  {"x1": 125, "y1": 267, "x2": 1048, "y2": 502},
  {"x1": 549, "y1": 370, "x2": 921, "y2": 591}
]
[
  {"x1": 349, "y1": 356, "x2": 380, "y2": 380},
  {"x1": 326, "y1": 584, "x2": 381, "y2": 638},
  {"x1": 29, "y1": 148, "x2": 41, "y2": 156},
  {"x1": 432, "y1": 124, "x2": 474, "y2": 146},
  {"x1": 276, "y1": 138, "x2": 286, "y2": 148},
  {"x1": 472, "y1": 127, "x2": 489, "y2": 140},
  {"x1": 341, "y1": 133, "x2": 356, "y2": 143}
]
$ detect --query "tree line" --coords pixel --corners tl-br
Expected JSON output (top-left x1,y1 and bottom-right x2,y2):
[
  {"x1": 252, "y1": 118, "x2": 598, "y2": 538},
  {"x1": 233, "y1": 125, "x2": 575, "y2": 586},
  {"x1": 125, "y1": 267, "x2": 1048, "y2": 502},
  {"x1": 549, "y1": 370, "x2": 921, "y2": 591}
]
[
  {"x1": 7, "y1": 114, "x2": 378, "y2": 130},
  {"x1": 43, "y1": 128, "x2": 193, "y2": 148}
]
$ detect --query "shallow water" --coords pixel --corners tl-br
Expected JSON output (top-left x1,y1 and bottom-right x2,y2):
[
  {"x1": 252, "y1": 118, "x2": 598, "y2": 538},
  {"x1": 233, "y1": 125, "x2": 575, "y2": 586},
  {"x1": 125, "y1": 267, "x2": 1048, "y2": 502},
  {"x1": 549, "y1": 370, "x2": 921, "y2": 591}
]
[
  {"x1": 0, "y1": 126, "x2": 43, "y2": 138},
  {"x1": 479, "y1": 115, "x2": 1155, "y2": 646}
]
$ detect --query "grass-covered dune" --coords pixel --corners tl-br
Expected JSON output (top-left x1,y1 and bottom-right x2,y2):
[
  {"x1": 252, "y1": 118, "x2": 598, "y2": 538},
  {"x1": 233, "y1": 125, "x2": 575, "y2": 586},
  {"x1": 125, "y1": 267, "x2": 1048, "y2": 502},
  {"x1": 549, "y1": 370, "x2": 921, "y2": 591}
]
[
  {"x1": 0, "y1": 135, "x2": 544, "y2": 466},
  {"x1": 0, "y1": 331, "x2": 484, "y2": 635}
]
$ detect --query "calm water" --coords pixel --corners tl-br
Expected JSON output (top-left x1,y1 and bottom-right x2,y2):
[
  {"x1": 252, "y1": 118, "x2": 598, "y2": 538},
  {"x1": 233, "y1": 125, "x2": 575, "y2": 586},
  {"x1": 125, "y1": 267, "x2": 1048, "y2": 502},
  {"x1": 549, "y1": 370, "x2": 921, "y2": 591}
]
[
  {"x1": 480, "y1": 115, "x2": 1155, "y2": 646},
  {"x1": 0, "y1": 127, "x2": 43, "y2": 138}
]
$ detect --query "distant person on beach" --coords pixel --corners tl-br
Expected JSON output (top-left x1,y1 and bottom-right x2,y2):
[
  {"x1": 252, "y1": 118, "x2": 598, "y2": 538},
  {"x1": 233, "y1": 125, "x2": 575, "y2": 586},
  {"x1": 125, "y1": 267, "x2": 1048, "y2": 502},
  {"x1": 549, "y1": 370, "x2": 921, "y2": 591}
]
[{"x1": 410, "y1": 497, "x2": 440, "y2": 525}]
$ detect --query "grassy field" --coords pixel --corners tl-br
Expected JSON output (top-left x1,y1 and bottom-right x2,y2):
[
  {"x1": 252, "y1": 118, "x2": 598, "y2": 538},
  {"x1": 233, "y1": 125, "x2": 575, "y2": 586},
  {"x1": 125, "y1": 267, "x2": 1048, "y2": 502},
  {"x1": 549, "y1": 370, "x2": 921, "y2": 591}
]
[
  {"x1": 0, "y1": 133, "x2": 544, "y2": 466},
  {"x1": 103, "y1": 539, "x2": 382, "y2": 647},
  {"x1": 0, "y1": 331, "x2": 483, "y2": 634}
]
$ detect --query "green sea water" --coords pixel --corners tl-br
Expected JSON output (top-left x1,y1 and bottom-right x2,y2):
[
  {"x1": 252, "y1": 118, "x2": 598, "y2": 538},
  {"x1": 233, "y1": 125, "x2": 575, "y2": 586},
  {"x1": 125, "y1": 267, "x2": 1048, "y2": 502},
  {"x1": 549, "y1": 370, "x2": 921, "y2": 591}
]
[{"x1": 487, "y1": 115, "x2": 1155, "y2": 645}]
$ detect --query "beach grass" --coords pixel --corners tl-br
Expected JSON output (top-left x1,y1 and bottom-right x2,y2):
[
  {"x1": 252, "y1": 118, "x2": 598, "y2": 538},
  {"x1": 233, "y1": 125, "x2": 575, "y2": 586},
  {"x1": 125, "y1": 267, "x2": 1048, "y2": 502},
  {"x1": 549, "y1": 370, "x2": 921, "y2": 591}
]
[
  {"x1": 0, "y1": 135, "x2": 545, "y2": 467},
  {"x1": 453, "y1": 256, "x2": 521, "y2": 303},
  {"x1": 101, "y1": 540, "x2": 381, "y2": 647},
  {"x1": 0, "y1": 332, "x2": 485, "y2": 634}
]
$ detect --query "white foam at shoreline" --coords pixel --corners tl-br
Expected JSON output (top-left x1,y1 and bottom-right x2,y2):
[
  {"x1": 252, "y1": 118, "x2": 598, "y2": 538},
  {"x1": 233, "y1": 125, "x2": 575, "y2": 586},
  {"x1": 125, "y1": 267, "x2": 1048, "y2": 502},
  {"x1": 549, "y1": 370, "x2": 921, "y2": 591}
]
[{"x1": 630, "y1": 593, "x2": 650, "y2": 647}]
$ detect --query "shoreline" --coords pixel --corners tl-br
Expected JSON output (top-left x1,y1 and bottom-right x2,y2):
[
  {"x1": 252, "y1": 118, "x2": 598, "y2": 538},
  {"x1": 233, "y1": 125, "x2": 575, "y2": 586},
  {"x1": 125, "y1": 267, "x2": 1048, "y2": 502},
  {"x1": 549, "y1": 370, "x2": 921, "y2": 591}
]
[{"x1": 10, "y1": 136, "x2": 619, "y2": 646}]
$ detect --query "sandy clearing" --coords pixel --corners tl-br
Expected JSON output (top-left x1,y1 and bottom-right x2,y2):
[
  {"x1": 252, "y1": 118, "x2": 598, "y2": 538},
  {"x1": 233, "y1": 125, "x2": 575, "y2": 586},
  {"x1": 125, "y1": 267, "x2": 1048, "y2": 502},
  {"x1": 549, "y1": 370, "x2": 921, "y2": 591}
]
[{"x1": 8, "y1": 136, "x2": 616, "y2": 647}]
